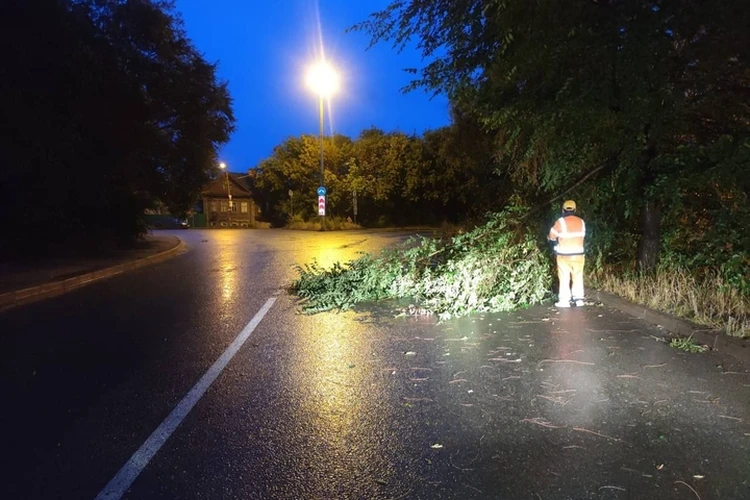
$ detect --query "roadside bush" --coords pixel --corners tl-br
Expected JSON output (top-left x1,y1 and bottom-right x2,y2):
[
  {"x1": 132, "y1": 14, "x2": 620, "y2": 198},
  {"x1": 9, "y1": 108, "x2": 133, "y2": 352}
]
[
  {"x1": 291, "y1": 210, "x2": 552, "y2": 319},
  {"x1": 589, "y1": 260, "x2": 750, "y2": 338},
  {"x1": 286, "y1": 216, "x2": 361, "y2": 231}
]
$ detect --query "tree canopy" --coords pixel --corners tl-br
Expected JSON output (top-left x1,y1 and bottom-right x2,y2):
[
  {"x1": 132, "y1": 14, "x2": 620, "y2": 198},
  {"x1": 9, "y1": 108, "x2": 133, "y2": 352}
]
[
  {"x1": 352, "y1": 0, "x2": 750, "y2": 270},
  {"x1": 252, "y1": 121, "x2": 502, "y2": 227},
  {"x1": 0, "y1": 0, "x2": 234, "y2": 257}
]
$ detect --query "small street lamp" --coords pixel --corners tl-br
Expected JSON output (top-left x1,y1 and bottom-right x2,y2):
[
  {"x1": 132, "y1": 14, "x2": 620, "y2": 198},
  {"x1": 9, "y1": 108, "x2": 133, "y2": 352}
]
[
  {"x1": 219, "y1": 161, "x2": 231, "y2": 224},
  {"x1": 306, "y1": 60, "x2": 339, "y2": 229}
]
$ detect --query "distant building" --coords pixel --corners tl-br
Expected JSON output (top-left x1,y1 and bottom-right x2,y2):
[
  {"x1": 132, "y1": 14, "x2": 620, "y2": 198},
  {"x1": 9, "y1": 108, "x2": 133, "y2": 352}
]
[{"x1": 201, "y1": 173, "x2": 257, "y2": 228}]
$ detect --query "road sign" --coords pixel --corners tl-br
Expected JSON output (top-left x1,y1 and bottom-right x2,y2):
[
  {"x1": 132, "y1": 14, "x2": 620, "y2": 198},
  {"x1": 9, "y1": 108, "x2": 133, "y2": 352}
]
[
  {"x1": 318, "y1": 195, "x2": 326, "y2": 216},
  {"x1": 317, "y1": 186, "x2": 327, "y2": 196}
]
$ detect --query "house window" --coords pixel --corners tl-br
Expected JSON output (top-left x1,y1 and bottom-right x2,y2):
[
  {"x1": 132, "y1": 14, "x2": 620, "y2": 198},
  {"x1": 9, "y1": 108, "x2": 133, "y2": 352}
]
[
  {"x1": 241, "y1": 202, "x2": 249, "y2": 213},
  {"x1": 210, "y1": 201, "x2": 218, "y2": 212},
  {"x1": 220, "y1": 201, "x2": 227, "y2": 212},
  {"x1": 229, "y1": 201, "x2": 237, "y2": 212}
]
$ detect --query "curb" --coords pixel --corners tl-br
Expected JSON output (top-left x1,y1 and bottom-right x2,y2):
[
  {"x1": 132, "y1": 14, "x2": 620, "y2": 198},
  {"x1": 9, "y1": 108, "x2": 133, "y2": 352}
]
[
  {"x1": 594, "y1": 289, "x2": 749, "y2": 365},
  {"x1": 0, "y1": 237, "x2": 186, "y2": 312}
]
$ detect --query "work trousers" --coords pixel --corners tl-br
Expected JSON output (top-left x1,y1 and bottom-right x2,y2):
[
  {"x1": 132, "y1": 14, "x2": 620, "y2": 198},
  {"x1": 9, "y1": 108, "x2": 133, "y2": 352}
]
[{"x1": 556, "y1": 254, "x2": 585, "y2": 302}]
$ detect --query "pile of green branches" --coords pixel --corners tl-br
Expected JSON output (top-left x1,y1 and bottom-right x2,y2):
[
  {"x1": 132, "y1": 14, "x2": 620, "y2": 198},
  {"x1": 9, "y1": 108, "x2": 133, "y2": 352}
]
[{"x1": 291, "y1": 210, "x2": 552, "y2": 319}]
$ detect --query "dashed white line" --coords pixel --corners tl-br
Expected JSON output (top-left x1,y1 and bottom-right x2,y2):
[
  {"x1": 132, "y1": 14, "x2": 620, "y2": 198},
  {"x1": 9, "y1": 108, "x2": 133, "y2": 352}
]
[{"x1": 94, "y1": 296, "x2": 277, "y2": 500}]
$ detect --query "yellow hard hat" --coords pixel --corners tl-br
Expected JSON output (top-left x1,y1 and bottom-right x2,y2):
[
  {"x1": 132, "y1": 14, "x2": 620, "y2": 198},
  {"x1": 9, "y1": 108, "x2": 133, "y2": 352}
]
[{"x1": 562, "y1": 200, "x2": 577, "y2": 211}]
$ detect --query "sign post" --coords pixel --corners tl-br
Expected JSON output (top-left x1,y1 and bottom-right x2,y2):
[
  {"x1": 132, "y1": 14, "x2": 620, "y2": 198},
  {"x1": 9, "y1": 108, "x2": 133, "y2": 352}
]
[
  {"x1": 318, "y1": 195, "x2": 326, "y2": 216},
  {"x1": 352, "y1": 189, "x2": 357, "y2": 224},
  {"x1": 317, "y1": 187, "x2": 327, "y2": 218}
]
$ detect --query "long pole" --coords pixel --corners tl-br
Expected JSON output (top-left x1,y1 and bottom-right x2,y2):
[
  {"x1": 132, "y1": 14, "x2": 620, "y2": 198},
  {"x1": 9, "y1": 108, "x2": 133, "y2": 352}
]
[
  {"x1": 318, "y1": 95, "x2": 325, "y2": 230},
  {"x1": 353, "y1": 189, "x2": 357, "y2": 224},
  {"x1": 225, "y1": 170, "x2": 232, "y2": 224}
]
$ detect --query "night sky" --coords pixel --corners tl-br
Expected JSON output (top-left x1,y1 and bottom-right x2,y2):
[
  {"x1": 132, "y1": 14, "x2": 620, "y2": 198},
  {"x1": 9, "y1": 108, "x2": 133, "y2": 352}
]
[{"x1": 174, "y1": 0, "x2": 451, "y2": 172}]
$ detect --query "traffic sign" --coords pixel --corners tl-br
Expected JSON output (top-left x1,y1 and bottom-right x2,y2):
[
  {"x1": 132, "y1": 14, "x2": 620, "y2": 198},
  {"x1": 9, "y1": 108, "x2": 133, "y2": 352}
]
[
  {"x1": 318, "y1": 195, "x2": 326, "y2": 216},
  {"x1": 317, "y1": 186, "x2": 327, "y2": 196}
]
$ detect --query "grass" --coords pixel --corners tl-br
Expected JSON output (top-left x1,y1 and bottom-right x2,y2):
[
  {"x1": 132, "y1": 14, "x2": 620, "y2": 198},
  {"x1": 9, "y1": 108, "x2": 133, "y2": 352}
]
[
  {"x1": 669, "y1": 335, "x2": 708, "y2": 353},
  {"x1": 590, "y1": 265, "x2": 750, "y2": 338}
]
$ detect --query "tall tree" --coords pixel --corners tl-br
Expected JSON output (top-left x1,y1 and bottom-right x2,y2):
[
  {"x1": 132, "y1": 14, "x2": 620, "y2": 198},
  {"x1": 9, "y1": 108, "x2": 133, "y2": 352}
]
[
  {"x1": 353, "y1": 0, "x2": 750, "y2": 270},
  {"x1": 254, "y1": 134, "x2": 353, "y2": 225},
  {"x1": 0, "y1": 0, "x2": 234, "y2": 256}
]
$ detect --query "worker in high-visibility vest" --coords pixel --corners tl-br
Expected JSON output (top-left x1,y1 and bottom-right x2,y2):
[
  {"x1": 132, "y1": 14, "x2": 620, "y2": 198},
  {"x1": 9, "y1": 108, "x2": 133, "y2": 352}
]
[{"x1": 548, "y1": 200, "x2": 586, "y2": 308}]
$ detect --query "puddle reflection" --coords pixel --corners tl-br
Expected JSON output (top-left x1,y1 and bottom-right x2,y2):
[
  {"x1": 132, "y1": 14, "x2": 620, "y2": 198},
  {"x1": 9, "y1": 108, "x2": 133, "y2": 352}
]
[
  {"x1": 210, "y1": 232, "x2": 242, "y2": 313},
  {"x1": 298, "y1": 314, "x2": 364, "y2": 445},
  {"x1": 543, "y1": 311, "x2": 606, "y2": 424}
]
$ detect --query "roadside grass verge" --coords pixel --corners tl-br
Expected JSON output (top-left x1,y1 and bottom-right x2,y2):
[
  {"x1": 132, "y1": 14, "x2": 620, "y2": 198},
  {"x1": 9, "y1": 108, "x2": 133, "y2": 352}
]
[
  {"x1": 590, "y1": 265, "x2": 750, "y2": 338},
  {"x1": 286, "y1": 216, "x2": 361, "y2": 231},
  {"x1": 291, "y1": 210, "x2": 552, "y2": 319}
]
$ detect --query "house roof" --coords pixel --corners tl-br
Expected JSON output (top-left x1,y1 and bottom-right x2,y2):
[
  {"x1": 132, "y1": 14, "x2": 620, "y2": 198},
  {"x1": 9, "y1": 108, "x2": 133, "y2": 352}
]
[{"x1": 202, "y1": 172, "x2": 253, "y2": 198}]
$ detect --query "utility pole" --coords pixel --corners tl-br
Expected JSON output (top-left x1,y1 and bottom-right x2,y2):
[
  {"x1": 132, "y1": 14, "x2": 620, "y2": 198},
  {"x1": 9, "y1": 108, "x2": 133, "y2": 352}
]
[
  {"x1": 225, "y1": 169, "x2": 232, "y2": 224},
  {"x1": 353, "y1": 189, "x2": 357, "y2": 224}
]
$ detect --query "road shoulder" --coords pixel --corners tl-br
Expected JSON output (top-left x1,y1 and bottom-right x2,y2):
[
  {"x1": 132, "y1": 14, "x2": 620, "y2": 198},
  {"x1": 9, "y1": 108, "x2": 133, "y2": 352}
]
[
  {"x1": 0, "y1": 234, "x2": 185, "y2": 312},
  {"x1": 594, "y1": 289, "x2": 750, "y2": 365}
]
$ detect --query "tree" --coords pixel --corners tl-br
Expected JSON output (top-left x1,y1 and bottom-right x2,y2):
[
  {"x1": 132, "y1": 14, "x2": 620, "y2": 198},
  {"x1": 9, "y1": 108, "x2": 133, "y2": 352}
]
[
  {"x1": 253, "y1": 120, "x2": 506, "y2": 227},
  {"x1": 353, "y1": 0, "x2": 750, "y2": 270},
  {"x1": 0, "y1": 0, "x2": 234, "y2": 257},
  {"x1": 254, "y1": 134, "x2": 353, "y2": 225},
  {"x1": 421, "y1": 106, "x2": 507, "y2": 221}
]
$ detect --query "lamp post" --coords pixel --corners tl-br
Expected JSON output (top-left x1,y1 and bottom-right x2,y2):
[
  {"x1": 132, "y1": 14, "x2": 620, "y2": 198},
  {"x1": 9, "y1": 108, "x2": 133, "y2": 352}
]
[
  {"x1": 306, "y1": 61, "x2": 339, "y2": 229},
  {"x1": 219, "y1": 161, "x2": 231, "y2": 224}
]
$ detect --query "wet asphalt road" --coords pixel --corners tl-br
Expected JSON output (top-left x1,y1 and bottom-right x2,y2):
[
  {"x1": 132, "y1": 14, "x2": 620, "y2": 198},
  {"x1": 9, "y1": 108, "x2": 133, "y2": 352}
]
[{"x1": 1, "y1": 229, "x2": 749, "y2": 500}]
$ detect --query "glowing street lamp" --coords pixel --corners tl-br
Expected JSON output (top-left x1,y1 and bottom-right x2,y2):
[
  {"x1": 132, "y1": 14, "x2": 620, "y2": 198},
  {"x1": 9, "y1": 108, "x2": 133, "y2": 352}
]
[
  {"x1": 219, "y1": 161, "x2": 231, "y2": 223},
  {"x1": 306, "y1": 61, "x2": 339, "y2": 226},
  {"x1": 306, "y1": 61, "x2": 339, "y2": 98}
]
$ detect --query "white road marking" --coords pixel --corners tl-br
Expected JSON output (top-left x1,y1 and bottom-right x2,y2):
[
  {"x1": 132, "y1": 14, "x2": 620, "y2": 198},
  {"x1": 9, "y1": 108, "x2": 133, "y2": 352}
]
[{"x1": 94, "y1": 296, "x2": 277, "y2": 500}]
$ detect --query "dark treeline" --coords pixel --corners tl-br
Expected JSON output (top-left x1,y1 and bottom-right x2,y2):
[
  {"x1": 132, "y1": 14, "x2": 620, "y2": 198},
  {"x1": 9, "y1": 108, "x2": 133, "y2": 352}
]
[
  {"x1": 256, "y1": 0, "x2": 750, "y2": 276},
  {"x1": 3, "y1": 0, "x2": 748, "y2": 283},
  {"x1": 257, "y1": 0, "x2": 750, "y2": 272},
  {"x1": 0, "y1": 0, "x2": 233, "y2": 258},
  {"x1": 252, "y1": 109, "x2": 503, "y2": 228},
  {"x1": 345, "y1": 0, "x2": 750, "y2": 276}
]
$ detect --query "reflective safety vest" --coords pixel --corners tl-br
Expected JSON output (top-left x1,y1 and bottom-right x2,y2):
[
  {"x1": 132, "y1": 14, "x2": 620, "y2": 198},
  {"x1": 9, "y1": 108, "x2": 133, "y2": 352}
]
[{"x1": 549, "y1": 215, "x2": 586, "y2": 255}]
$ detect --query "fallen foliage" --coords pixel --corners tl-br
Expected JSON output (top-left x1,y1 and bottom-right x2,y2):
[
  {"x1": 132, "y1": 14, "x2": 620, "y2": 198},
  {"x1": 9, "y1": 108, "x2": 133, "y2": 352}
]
[{"x1": 291, "y1": 210, "x2": 552, "y2": 319}]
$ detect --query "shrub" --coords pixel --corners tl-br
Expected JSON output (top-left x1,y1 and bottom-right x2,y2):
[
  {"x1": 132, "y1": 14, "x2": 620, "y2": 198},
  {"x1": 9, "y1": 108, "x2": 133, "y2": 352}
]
[
  {"x1": 286, "y1": 216, "x2": 361, "y2": 231},
  {"x1": 589, "y1": 261, "x2": 750, "y2": 338}
]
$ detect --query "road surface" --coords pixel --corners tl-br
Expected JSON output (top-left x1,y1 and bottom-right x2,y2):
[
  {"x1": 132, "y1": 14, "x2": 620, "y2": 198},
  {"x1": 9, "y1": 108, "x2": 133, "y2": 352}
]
[{"x1": 1, "y1": 229, "x2": 748, "y2": 499}]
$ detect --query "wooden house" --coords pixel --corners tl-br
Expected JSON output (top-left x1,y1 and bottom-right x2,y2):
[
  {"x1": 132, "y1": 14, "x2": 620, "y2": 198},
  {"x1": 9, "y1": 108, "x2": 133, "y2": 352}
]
[{"x1": 201, "y1": 173, "x2": 257, "y2": 228}]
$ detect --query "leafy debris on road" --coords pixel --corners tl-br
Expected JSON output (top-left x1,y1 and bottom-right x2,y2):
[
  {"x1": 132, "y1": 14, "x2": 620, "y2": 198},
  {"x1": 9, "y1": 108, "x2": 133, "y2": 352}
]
[
  {"x1": 291, "y1": 209, "x2": 551, "y2": 318},
  {"x1": 669, "y1": 335, "x2": 708, "y2": 353}
]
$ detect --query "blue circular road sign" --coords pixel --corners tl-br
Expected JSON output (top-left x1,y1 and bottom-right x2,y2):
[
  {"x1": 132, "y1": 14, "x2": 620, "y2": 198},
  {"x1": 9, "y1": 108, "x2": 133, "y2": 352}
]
[{"x1": 317, "y1": 186, "x2": 327, "y2": 196}]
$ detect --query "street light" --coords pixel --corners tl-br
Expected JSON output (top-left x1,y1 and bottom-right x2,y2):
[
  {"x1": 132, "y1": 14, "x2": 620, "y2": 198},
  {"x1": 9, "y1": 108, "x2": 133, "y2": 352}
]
[
  {"x1": 306, "y1": 61, "x2": 339, "y2": 228},
  {"x1": 219, "y1": 161, "x2": 231, "y2": 224}
]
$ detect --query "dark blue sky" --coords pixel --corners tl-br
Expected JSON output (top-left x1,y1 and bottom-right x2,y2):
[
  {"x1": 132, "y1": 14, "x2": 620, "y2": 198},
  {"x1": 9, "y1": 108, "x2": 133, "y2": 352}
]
[{"x1": 174, "y1": 0, "x2": 451, "y2": 172}]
